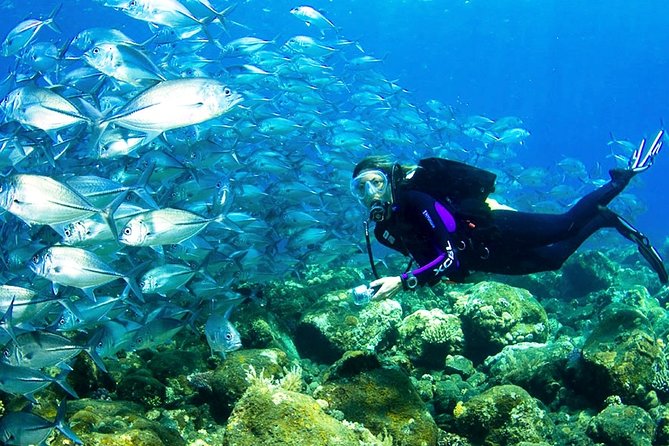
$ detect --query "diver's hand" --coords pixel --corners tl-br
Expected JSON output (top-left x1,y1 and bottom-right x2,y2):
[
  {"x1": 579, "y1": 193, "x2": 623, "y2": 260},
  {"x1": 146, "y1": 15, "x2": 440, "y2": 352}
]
[
  {"x1": 629, "y1": 130, "x2": 664, "y2": 173},
  {"x1": 369, "y1": 276, "x2": 402, "y2": 300}
]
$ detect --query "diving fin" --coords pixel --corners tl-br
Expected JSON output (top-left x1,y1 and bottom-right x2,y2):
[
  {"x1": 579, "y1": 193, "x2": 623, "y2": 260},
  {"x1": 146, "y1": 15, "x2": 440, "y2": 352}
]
[{"x1": 609, "y1": 210, "x2": 668, "y2": 284}]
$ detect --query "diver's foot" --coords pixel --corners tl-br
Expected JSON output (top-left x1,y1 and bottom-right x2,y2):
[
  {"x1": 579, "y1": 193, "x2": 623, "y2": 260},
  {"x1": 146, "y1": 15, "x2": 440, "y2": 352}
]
[
  {"x1": 609, "y1": 130, "x2": 664, "y2": 186},
  {"x1": 606, "y1": 209, "x2": 668, "y2": 284}
]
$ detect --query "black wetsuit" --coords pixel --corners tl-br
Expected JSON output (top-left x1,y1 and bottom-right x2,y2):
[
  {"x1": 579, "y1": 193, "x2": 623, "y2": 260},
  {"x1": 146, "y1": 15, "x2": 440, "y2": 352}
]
[{"x1": 374, "y1": 177, "x2": 627, "y2": 286}]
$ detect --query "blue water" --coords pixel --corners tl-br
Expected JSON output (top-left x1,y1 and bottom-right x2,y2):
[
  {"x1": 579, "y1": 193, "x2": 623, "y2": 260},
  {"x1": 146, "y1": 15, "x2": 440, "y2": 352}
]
[{"x1": 1, "y1": 0, "x2": 667, "y2": 240}]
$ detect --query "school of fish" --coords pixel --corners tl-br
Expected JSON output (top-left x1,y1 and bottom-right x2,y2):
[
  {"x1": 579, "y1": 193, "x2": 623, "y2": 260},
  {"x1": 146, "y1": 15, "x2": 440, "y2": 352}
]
[{"x1": 0, "y1": 1, "x2": 649, "y2": 443}]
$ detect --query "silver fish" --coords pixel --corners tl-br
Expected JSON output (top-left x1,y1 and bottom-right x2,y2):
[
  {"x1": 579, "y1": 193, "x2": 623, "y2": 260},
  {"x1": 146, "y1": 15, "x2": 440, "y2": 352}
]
[
  {"x1": 28, "y1": 246, "x2": 139, "y2": 301},
  {"x1": 1, "y1": 86, "x2": 90, "y2": 138},
  {"x1": 2, "y1": 330, "x2": 106, "y2": 371},
  {"x1": 119, "y1": 207, "x2": 224, "y2": 247},
  {"x1": 0, "y1": 399, "x2": 82, "y2": 446},
  {"x1": 205, "y1": 301, "x2": 242, "y2": 357},
  {"x1": 290, "y1": 6, "x2": 336, "y2": 32},
  {"x1": 0, "y1": 174, "x2": 113, "y2": 226},
  {"x1": 0, "y1": 362, "x2": 78, "y2": 402},
  {"x1": 100, "y1": 78, "x2": 242, "y2": 144},
  {"x1": 140, "y1": 263, "x2": 198, "y2": 295},
  {"x1": 84, "y1": 42, "x2": 165, "y2": 85},
  {"x1": 1, "y1": 4, "x2": 61, "y2": 57}
]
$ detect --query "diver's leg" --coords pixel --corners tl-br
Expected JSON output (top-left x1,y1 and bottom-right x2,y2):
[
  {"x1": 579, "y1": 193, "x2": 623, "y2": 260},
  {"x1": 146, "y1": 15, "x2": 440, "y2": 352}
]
[
  {"x1": 494, "y1": 210, "x2": 611, "y2": 274},
  {"x1": 509, "y1": 208, "x2": 668, "y2": 284}
]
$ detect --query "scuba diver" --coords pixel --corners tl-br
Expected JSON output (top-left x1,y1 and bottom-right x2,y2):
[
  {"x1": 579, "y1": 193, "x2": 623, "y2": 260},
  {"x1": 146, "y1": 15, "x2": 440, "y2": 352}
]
[{"x1": 350, "y1": 130, "x2": 668, "y2": 300}]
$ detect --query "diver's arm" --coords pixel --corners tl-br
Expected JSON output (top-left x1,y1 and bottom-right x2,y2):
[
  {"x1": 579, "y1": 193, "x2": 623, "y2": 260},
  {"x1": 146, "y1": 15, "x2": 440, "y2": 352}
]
[
  {"x1": 371, "y1": 194, "x2": 459, "y2": 299},
  {"x1": 401, "y1": 193, "x2": 459, "y2": 288}
]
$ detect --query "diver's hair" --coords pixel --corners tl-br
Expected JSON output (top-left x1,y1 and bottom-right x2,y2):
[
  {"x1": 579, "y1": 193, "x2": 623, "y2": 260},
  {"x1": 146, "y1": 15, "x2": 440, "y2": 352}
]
[{"x1": 352, "y1": 155, "x2": 416, "y2": 187}]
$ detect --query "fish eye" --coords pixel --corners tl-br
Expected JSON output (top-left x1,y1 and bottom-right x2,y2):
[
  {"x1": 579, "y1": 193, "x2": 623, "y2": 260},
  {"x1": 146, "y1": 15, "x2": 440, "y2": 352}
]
[
  {"x1": 63, "y1": 228, "x2": 71, "y2": 237},
  {"x1": 139, "y1": 280, "x2": 145, "y2": 288},
  {"x1": 123, "y1": 227, "x2": 132, "y2": 235},
  {"x1": 31, "y1": 254, "x2": 40, "y2": 263},
  {"x1": 224, "y1": 88, "x2": 231, "y2": 96},
  {"x1": 58, "y1": 317, "x2": 66, "y2": 326},
  {"x1": 92, "y1": 47, "x2": 99, "y2": 54},
  {"x1": 225, "y1": 333, "x2": 232, "y2": 340},
  {"x1": 2, "y1": 348, "x2": 9, "y2": 358}
]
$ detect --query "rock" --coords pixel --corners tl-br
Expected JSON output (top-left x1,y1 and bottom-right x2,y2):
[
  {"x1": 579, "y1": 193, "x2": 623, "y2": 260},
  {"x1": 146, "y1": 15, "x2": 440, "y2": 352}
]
[
  {"x1": 398, "y1": 308, "x2": 464, "y2": 368},
  {"x1": 63, "y1": 399, "x2": 185, "y2": 446},
  {"x1": 295, "y1": 290, "x2": 403, "y2": 363},
  {"x1": 586, "y1": 403, "x2": 654, "y2": 446},
  {"x1": 222, "y1": 379, "x2": 387, "y2": 445},
  {"x1": 451, "y1": 384, "x2": 554, "y2": 445},
  {"x1": 452, "y1": 281, "x2": 549, "y2": 362},
  {"x1": 443, "y1": 354, "x2": 476, "y2": 378},
  {"x1": 147, "y1": 350, "x2": 206, "y2": 382},
  {"x1": 326, "y1": 350, "x2": 382, "y2": 378},
  {"x1": 561, "y1": 250, "x2": 617, "y2": 297},
  {"x1": 482, "y1": 339, "x2": 576, "y2": 403},
  {"x1": 117, "y1": 369, "x2": 167, "y2": 409},
  {"x1": 208, "y1": 348, "x2": 290, "y2": 420},
  {"x1": 318, "y1": 366, "x2": 439, "y2": 446},
  {"x1": 433, "y1": 374, "x2": 480, "y2": 415},
  {"x1": 580, "y1": 303, "x2": 662, "y2": 406}
]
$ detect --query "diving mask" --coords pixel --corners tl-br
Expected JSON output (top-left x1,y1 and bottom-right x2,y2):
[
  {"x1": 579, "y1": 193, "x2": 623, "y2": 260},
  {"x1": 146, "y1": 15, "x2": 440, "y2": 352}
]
[{"x1": 350, "y1": 169, "x2": 389, "y2": 203}]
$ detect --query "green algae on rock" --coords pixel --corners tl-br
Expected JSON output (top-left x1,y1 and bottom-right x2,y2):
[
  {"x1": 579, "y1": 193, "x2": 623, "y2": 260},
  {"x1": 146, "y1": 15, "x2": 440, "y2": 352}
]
[
  {"x1": 482, "y1": 339, "x2": 577, "y2": 404},
  {"x1": 452, "y1": 281, "x2": 549, "y2": 363},
  {"x1": 208, "y1": 348, "x2": 291, "y2": 420},
  {"x1": 561, "y1": 250, "x2": 618, "y2": 297},
  {"x1": 450, "y1": 384, "x2": 555, "y2": 445},
  {"x1": 318, "y1": 366, "x2": 439, "y2": 446},
  {"x1": 586, "y1": 403, "x2": 654, "y2": 446},
  {"x1": 580, "y1": 303, "x2": 662, "y2": 406},
  {"x1": 222, "y1": 367, "x2": 390, "y2": 446}
]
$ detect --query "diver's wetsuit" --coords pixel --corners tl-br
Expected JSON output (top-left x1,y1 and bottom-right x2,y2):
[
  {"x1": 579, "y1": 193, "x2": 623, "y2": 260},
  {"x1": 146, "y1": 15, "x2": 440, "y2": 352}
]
[{"x1": 374, "y1": 176, "x2": 630, "y2": 286}]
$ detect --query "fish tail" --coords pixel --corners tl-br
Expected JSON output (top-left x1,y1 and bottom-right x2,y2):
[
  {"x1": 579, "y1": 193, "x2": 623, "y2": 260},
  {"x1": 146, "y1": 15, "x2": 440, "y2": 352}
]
[
  {"x1": 122, "y1": 277, "x2": 144, "y2": 303},
  {"x1": 130, "y1": 160, "x2": 158, "y2": 208},
  {"x1": 85, "y1": 331, "x2": 108, "y2": 373},
  {"x1": 55, "y1": 370, "x2": 79, "y2": 399},
  {"x1": 54, "y1": 399, "x2": 84, "y2": 445},
  {"x1": 100, "y1": 190, "x2": 128, "y2": 241},
  {"x1": 45, "y1": 3, "x2": 63, "y2": 34}
]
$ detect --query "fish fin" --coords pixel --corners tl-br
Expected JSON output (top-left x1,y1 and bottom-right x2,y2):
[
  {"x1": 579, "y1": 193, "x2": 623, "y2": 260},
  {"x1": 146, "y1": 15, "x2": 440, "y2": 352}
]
[
  {"x1": 82, "y1": 287, "x2": 97, "y2": 302},
  {"x1": 0, "y1": 297, "x2": 18, "y2": 344},
  {"x1": 23, "y1": 392, "x2": 39, "y2": 404},
  {"x1": 141, "y1": 131, "x2": 162, "y2": 146}
]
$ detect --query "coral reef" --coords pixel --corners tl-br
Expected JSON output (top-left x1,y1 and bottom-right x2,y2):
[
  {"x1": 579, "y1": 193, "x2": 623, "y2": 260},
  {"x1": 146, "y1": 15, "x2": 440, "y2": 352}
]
[
  {"x1": 398, "y1": 308, "x2": 464, "y2": 368},
  {"x1": 295, "y1": 290, "x2": 403, "y2": 362},
  {"x1": 451, "y1": 281, "x2": 549, "y2": 362},
  {"x1": 449, "y1": 384, "x2": 555, "y2": 444},
  {"x1": 221, "y1": 365, "x2": 389, "y2": 446}
]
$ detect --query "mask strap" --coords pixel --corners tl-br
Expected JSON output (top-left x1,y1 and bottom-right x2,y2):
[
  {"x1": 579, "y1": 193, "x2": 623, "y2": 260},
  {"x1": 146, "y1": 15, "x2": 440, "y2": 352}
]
[{"x1": 364, "y1": 221, "x2": 381, "y2": 280}]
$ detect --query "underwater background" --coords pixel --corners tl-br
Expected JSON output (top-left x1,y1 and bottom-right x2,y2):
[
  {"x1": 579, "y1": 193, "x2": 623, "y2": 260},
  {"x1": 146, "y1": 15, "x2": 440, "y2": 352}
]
[{"x1": 0, "y1": 0, "x2": 669, "y2": 445}]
